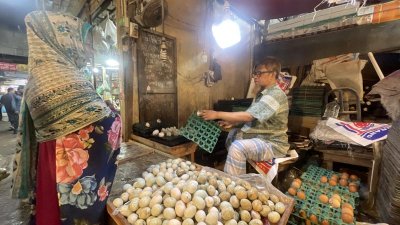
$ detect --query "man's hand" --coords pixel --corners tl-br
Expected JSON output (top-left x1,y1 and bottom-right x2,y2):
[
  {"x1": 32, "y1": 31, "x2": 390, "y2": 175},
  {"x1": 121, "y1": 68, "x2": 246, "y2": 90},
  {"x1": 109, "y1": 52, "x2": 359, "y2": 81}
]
[
  {"x1": 218, "y1": 120, "x2": 233, "y2": 129},
  {"x1": 200, "y1": 110, "x2": 219, "y2": 120}
]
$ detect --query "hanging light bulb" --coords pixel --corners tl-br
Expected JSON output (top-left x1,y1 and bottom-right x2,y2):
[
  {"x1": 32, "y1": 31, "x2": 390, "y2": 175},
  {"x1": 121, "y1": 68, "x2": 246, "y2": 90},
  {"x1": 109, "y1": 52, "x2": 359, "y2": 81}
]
[
  {"x1": 159, "y1": 0, "x2": 168, "y2": 62},
  {"x1": 211, "y1": 0, "x2": 241, "y2": 49},
  {"x1": 160, "y1": 37, "x2": 168, "y2": 62}
]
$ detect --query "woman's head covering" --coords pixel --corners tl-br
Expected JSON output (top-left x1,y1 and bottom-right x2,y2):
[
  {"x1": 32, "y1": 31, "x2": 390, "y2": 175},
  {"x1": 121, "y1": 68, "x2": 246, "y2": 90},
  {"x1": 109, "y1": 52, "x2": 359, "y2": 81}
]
[{"x1": 24, "y1": 11, "x2": 110, "y2": 141}]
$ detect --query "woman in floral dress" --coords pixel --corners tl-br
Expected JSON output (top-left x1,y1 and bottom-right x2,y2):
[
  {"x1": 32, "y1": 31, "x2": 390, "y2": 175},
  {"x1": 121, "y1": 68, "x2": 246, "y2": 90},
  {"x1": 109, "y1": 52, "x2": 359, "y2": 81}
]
[{"x1": 12, "y1": 11, "x2": 121, "y2": 225}]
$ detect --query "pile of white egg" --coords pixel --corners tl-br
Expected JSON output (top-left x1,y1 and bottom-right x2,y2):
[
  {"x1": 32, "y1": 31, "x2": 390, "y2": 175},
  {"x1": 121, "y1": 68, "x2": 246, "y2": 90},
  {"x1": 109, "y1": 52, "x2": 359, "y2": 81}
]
[
  {"x1": 112, "y1": 158, "x2": 287, "y2": 225},
  {"x1": 152, "y1": 127, "x2": 180, "y2": 138}
]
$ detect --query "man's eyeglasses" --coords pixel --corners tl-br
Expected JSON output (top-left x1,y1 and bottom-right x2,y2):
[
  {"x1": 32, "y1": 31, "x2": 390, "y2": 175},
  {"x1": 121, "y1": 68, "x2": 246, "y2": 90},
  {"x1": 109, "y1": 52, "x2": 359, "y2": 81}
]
[{"x1": 252, "y1": 70, "x2": 275, "y2": 78}]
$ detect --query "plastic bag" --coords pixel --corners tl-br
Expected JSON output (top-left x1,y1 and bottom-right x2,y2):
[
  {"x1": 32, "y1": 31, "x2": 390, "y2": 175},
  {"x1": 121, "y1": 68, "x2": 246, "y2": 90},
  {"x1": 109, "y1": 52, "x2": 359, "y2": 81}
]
[
  {"x1": 323, "y1": 100, "x2": 340, "y2": 118},
  {"x1": 104, "y1": 17, "x2": 117, "y2": 47},
  {"x1": 92, "y1": 26, "x2": 109, "y2": 53}
]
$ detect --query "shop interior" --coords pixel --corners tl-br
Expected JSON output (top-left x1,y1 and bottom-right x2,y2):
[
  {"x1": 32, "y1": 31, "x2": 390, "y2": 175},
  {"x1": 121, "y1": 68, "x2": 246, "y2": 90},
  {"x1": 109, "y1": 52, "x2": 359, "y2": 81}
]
[{"x1": 0, "y1": 0, "x2": 399, "y2": 225}]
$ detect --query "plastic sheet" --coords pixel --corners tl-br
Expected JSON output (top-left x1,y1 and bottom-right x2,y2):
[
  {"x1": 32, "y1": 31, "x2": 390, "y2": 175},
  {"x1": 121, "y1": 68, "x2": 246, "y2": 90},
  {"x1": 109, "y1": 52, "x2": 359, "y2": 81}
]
[
  {"x1": 310, "y1": 120, "x2": 359, "y2": 145},
  {"x1": 202, "y1": 167, "x2": 295, "y2": 225},
  {"x1": 356, "y1": 223, "x2": 388, "y2": 225}
]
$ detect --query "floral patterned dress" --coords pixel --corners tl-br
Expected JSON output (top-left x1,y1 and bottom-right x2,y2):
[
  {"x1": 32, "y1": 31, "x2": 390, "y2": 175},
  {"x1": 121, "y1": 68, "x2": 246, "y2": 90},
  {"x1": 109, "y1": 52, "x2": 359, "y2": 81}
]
[{"x1": 35, "y1": 114, "x2": 121, "y2": 225}]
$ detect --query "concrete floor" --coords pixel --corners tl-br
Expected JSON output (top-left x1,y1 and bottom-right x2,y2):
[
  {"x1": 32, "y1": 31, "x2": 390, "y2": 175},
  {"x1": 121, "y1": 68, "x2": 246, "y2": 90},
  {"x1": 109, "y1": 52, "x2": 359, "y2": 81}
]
[{"x1": 0, "y1": 119, "x2": 30, "y2": 225}]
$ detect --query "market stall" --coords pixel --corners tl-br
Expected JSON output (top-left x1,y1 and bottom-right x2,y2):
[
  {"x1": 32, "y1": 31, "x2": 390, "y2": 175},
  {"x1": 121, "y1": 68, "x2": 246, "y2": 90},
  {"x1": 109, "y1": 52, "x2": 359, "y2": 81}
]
[{"x1": 109, "y1": 0, "x2": 400, "y2": 225}]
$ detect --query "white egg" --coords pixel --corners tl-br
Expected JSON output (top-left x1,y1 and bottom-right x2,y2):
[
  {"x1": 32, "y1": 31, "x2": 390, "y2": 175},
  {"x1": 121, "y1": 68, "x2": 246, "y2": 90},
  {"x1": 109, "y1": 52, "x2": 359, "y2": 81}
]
[
  {"x1": 195, "y1": 210, "x2": 206, "y2": 222},
  {"x1": 152, "y1": 129, "x2": 160, "y2": 136},
  {"x1": 181, "y1": 174, "x2": 190, "y2": 180},
  {"x1": 163, "y1": 207, "x2": 176, "y2": 220},
  {"x1": 113, "y1": 198, "x2": 124, "y2": 207},
  {"x1": 123, "y1": 184, "x2": 133, "y2": 191},
  {"x1": 275, "y1": 202, "x2": 286, "y2": 215},
  {"x1": 156, "y1": 176, "x2": 166, "y2": 186},
  {"x1": 121, "y1": 192, "x2": 130, "y2": 202},
  {"x1": 163, "y1": 182, "x2": 174, "y2": 194},
  {"x1": 129, "y1": 198, "x2": 140, "y2": 212},
  {"x1": 134, "y1": 178, "x2": 146, "y2": 188},
  {"x1": 175, "y1": 200, "x2": 186, "y2": 217},
  {"x1": 171, "y1": 188, "x2": 182, "y2": 200},
  {"x1": 182, "y1": 218, "x2": 194, "y2": 225},
  {"x1": 168, "y1": 219, "x2": 181, "y2": 225},
  {"x1": 181, "y1": 191, "x2": 192, "y2": 203},
  {"x1": 128, "y1": 213, "x2": 138, "y2": 224},
  {"x1": 120, "y1": 205, "x2": 132, "y2": 217}
]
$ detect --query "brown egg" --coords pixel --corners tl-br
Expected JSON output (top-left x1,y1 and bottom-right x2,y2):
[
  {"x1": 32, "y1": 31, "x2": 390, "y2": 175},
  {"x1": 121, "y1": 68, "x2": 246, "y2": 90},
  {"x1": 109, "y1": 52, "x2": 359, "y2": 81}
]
[
  {"x1": 342, "y1": 203, "x2": 353, "y2": 210},
  {"x1": 349, "y1": 182, "x2": 358, "y2": 188},
  {"x1": 341, "y1": 172, "x2": 349, "y2": 180},
  {"x1": 329, "y1": 179, "x2": 337, "y2": 186},
  {"x1": 321, "y1": 219, "x2": 330, "y2": 225},
  {"x1": 293, "y1": 178, "x2": 303, "y2": 185},
  {"x1": 349, "y1": 185, "x2": 358, "y2": 193},
  {"x1": 331, "y1": 194, "x2": 341, "y2": 201},
  {"x1": 331, "y1": 174, "x2": 339, "y2": 181},
  {"x1": 350, "y1": 174, "x2": 358, "y2": 181},
  {"x1": 299, "y1": 210, "x2": 307, "y2": 219},
  {"x1": 319, "y1": 194, "x2": 329, "y2": 204},
  {"x1": 320, "y1": 176, "x2": 328, "y2": 183},
  {"x1": 297, "y1": 191, "x2": 306, "y2": 200},
  {"x1": 342, "y1": 207, "x2": 354, "y2": 216},
  {"x1": 342, "y1": 213, "x2": 354, "y2": 224},
  {"x1": 339, "y1": 179, "x2": 348, "y2": 187},
  {"x1": 310, "y1": 214, "x2": 318, "y2": 224},
  {"x1": 291, "y1": 180, "x2": 301, "y2": 189},
  {"x1": 330, "y1": 198, "x2": 341, "y2": 208},
  {"x1": 288, "y1": 187, "x2": 297, "y2": 196}
]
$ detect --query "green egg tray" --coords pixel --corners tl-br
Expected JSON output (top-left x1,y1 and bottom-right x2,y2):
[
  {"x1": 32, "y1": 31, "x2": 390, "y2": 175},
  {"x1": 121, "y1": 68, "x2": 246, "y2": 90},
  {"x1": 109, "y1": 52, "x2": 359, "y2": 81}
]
[
  {"x1": 290, "y1": 198, "x2": 355, "y2": 225},
  {"x1": 287, "y1": 166, "x2": 359, "y2": 225},
  {"x1": 180, "y1": 113, "x2": 221, "y2": 153},
  {"x1": 300, "y1": 166, "x2": 360, "y2": 200}
]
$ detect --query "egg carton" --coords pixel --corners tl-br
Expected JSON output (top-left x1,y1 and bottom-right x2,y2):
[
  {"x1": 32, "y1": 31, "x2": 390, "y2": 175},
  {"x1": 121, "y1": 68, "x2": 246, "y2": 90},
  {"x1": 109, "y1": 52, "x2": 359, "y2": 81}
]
[
  {"x1": 180, "y1": 113, "x2": 221, "y2": 153},
  {"x1": 291, "y1": 201, "x2": 355, "y2": 225},
  {"x1": 302, "y1": 166, "x2": 361, "y2": 185},
  {"x1": 300, "y1": 166, "x2": 360, "y2": 199},
  {"x1": 288, "y1": 181, "x2": 357, "y2": 225}
]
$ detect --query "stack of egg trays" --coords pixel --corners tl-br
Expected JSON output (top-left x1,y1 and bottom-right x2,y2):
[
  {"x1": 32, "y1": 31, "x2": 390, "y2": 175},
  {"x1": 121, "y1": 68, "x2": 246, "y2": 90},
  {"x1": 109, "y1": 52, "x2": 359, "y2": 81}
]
[
  {"x1": 288, "y1": 215, "x2": 303, "y2": 225},
  {"x1": 290, "y1": 194, "x2": 355, "y2": 225},
  {"x1": 288, "y1": 171, "x2": 357, "y2": 225},
  {"x1": 301, "y1": 166, "x2": 360, "y2": 202},
  {"x1": 180, "y1": 113, "x2": 221, "y2": 153}
]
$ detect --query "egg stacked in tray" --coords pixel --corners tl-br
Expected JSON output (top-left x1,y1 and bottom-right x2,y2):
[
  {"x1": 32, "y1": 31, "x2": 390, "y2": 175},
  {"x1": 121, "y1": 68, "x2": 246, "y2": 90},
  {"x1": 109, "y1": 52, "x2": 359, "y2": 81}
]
[{"x1": 287, "y1": 166, "x2": 360, "y2": 225}]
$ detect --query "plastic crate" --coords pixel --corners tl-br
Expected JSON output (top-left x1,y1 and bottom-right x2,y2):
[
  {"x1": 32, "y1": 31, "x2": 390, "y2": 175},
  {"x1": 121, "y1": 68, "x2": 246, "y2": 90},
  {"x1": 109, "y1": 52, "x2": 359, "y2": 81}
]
[
  {"x1": 180, "y1": 113, "x2": 221, "y2": 153},
  {"x1": 288, "y1": 166, "x2": 358, "y2": 225}
]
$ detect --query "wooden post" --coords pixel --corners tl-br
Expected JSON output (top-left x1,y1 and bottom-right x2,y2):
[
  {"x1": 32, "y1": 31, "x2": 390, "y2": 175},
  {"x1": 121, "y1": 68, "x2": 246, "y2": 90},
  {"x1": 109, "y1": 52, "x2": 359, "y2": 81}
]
[
  {"x1": 132, "y1": 42, "x2": 139, "y2": 124},
  {"x1": 115, "y1": 0, "x2": 132, "y2": 142}
]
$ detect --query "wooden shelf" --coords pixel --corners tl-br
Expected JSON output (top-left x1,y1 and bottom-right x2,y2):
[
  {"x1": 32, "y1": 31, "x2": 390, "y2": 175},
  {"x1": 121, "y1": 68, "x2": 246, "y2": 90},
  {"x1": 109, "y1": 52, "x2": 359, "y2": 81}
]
[{"x1": 255, "y1": 20, "x2": 400, "y2": 66}]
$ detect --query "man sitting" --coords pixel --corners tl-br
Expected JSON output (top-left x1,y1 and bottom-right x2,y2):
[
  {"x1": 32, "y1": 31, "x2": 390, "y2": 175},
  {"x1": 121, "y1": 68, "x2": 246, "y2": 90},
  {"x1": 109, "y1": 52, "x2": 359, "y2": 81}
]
[{"x1": 200, "y1": 57, "x2": 290, "y2": 175}]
